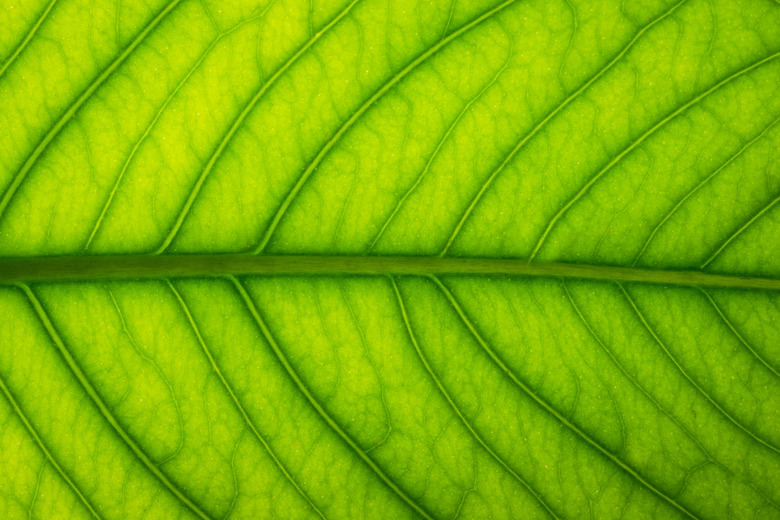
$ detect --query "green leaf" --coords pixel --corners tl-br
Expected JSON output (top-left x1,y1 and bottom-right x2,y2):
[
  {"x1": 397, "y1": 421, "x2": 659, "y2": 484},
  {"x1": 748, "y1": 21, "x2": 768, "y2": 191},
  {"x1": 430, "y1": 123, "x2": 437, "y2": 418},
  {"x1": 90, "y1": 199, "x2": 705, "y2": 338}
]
[{"x1": 0, "y1": 0, "x2": 778, "y2": 519}]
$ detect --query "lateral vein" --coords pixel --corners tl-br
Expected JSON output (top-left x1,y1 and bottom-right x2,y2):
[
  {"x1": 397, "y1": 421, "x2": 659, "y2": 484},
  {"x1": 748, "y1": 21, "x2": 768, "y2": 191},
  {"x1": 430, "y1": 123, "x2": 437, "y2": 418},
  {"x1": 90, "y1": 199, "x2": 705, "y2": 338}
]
[
  {"x1": 17, "y1": 283, "x2": 214, "y2": 520},
  {"x1": 153, "y1": 0, "x2": 362, "y2": 254},
  {"x1": 562, "y1": 281, "x2": 780, "y2": 511},
  {"x1": 166, "y1": 280, "x2": 328, "y2": 520},
  {"x1": 0, "y1": 0, "x2": 59, "y2": 79},
  {"x1": 229, "y1": 276, "x2": 436, "y2": 520},
  {"x1": 427, "y1": 278, "x2": 701, "y2": 520},
  {"x1": 391, "y1": 277, "x2": 560, "y2": 520},
  {"x1": 0, "y1": 373, "x2": 102, "y2": 519},
  {"x1": 619, "y1": 284, "x2": 780, "y2": 456},
  {"x1": 0, "y1": 0, "x2": 184, "y2": 221},
  {"x1": 252, "y1": 0, "x2": 521, "y2": 253}
]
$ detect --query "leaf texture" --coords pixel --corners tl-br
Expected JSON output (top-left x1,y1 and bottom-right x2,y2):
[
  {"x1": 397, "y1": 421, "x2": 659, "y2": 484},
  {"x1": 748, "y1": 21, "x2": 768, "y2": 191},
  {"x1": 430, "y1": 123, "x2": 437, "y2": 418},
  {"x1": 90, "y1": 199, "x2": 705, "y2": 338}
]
[{"x1": 0, "y1": 0, "x2": 778, "y2": 519}]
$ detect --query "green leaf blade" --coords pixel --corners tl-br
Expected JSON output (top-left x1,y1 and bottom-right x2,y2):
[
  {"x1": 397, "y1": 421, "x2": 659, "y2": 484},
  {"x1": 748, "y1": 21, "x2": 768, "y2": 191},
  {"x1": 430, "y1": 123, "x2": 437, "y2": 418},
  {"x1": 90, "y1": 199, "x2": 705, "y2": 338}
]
[{"x1": 0, "y1": 0, "x2": 778, "y2": 518}]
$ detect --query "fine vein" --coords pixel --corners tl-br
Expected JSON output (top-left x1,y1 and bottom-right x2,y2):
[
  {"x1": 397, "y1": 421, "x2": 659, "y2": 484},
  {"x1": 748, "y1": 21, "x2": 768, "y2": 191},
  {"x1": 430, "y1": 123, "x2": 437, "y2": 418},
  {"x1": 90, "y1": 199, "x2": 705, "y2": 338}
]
[
  {"x1": 562, "y1": 281, "x2": 780, "y2": 511},
  {"x1": 697, "y1": 288, "x2": 780, "y2": 380},
  {"x1": 0, "y1": 373, "x2": 101, "y2": 519},
  {"x1": 427, "y1": 278, "x2": 701, "y2": 520},
  {"x1": 632, "y1": 116, "x2": 780, "y2": 265},
  {"x1": 528, "y1": 51, "x2": 780, "y2": 262},
  {"x1": 153, "y1": 0, "x2": 362, "y2": 254},
  {"x1": 0, "y1": 0, "x2": 183, "y2": 221},
  {"x1": 0, "y1": 0, "x2": 59, "y2": 79},
  {"x1": 167, "y1": 280, "x2": 328, "y2": 520},
  {"x1": 229, "y1": 276, "x2": 436, "y2": 520},
  {"x1": 439, "y1": 0, "x2": 688, "y2": 256},
  {"x1": 619, "y1": 284, "x2": 780, "y2": 456},
  {"x1": 17, "y1": 283, "x2": 214, "y2": 520},
  {"x1": 252, "y1": 0, "x2": 520, "y2": 253},
  {"x1": 391, "y1": 277, "x2": 560, "y2": 520}
]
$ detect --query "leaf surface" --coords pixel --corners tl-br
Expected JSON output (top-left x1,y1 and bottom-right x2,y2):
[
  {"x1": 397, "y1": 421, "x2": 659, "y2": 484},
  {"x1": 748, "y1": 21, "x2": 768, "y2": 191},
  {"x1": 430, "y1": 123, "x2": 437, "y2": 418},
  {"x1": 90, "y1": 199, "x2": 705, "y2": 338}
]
[{"x1": 0, "y1": 0, "x2": 779, "y2": 519}]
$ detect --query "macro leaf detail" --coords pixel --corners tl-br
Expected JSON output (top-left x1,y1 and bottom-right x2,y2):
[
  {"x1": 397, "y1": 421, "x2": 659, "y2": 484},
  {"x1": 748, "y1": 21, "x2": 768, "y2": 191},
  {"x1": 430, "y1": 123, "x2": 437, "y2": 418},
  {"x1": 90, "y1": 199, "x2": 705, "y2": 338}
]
[{"x1": 0, "y1": 0, "x2": 779, "y2": 519}]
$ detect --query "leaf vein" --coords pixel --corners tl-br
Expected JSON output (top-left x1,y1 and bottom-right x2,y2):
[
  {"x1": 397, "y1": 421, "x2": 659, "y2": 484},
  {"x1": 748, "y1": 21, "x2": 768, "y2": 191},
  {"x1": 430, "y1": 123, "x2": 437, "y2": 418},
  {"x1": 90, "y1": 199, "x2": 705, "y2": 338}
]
[
  {"x1": 17, "y1": 283, "x2": 213, "y2": 520},
  {"x1": 700, "y1": 192, "x2": 780, "y2": 269},
  {"x1": 368, "y1": 37, "x2": 513, "y2": 252},
  {"x1": 229, "y1": 275, "x2": 436, "y2": 520},
  {"x1": 84, "y1": 8, "x2": 277, "y2": 250},
  {"x1": 618, "y1": 283, "x2": 780, "y2": 457},
  {"x1": 252, "y1": 0, "x2": 521, "y2": 254},
  {"x1": 528, "y1": 51, "x2": 780, "y2": 262},
  {"x1": 1, "y1": 255, "x2": 780, "y2": 290},
  {"x1": 633, "y1": 116, "x2": 780, "y2": 266},
  {"x1": 438, "y1": 0, "x2": 688, "y2": 256},
  {"x1": 107, "y1": 287, "x2": 185, "y2": 464},
  {"x1": 697, "y1": 288, "x2": 780, "y2": 380},
  {"x1": 0, "y1": 0, "x2": 184, "y2": 222},
  {"x1": 0, "y1": 0, "x2": 59, "y2": 79},
  {"x1": 563, "y1": 281, "x2": 780, "y2": 511},
  {"x1": 429, "y1": 276, "x2": 701, "y2": 520},
  {"x1": 391, "y1": 276, "x2": 560, "y2": 520},
  {"x1": 167, "y1": 280, "x2": 327, "y2": 519},
  {"x1": 0, "y1": 372, "x2": 101, "y2": 519},
  {"x1": 153, "y1": 0, "x2": 362, "y2": 254}
]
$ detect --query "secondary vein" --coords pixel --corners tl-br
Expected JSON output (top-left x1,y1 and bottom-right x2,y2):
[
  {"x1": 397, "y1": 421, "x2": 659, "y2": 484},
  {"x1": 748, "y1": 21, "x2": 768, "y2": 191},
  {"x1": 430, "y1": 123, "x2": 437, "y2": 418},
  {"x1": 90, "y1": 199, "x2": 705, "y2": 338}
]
[{"x1": 17, "y1": 283, "x2": 214, "y2": 520}]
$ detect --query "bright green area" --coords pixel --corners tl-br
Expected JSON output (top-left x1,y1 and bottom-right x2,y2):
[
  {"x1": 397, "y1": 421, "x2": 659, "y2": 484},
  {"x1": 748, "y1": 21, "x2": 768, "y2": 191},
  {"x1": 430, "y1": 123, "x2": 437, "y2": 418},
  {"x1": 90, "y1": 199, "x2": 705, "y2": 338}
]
[{"x1": 0, "y1": 0, "x2": 778, "y2": 519}]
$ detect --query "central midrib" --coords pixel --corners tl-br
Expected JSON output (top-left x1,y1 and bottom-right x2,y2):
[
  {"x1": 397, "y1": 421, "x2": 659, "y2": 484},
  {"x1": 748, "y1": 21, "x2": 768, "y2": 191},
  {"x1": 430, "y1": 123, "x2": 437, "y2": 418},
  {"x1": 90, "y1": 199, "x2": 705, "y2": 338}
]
[{"x1": 0, "y1": 254, "x2": 777, "y2": 290}]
